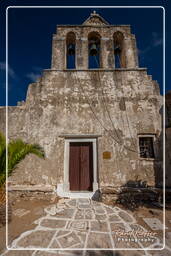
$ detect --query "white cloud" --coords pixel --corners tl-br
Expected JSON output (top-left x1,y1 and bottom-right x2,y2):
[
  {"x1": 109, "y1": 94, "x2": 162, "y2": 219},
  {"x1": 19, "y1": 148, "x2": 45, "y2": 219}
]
[
  {"x1": 152, "y1": 32, "x2": 163, "y2": 47},
  {"x1": 26, "y1": 66, "x2": 43, "y2": 82},
  {"x1": 138, "y1": 32, "x2": 162, "y2": 56},
  {"x1": 0, "y1": 61, "x2": 17, "y2": 79},
  {"x1": 153, "y1": 39, "x2": 162, "y2": 47},
  {"x1": 32, "y1": 66, "x2": 43, "y2": 72},
  {"x1": 138, "y1": 46, "x2": 151, "y2": 55},
  {"x1": 26, "y1": 72, "x2": 40, "y2": 82}
]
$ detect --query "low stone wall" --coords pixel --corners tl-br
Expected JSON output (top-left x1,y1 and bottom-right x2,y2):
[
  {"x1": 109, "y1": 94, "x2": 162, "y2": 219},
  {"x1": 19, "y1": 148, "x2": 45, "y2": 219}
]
[
  {"x1": 8, "y1": 190, "x2": 60, "y2": 204},
  {"x1": 100, "y1": 186, "x2": 169, "y2": 208},
  {"x1": 0, "y1": 188, "x2": 59, "y2": 227}
]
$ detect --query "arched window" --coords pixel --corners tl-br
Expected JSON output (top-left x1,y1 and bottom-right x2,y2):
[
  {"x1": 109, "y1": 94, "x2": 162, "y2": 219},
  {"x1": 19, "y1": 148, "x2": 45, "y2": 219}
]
[
  {"x1": 66, "y1": 32, "x2": 76, "y2": 69},
  {"x1": 113, "y1": 31, "x2": 126, "y2": 68},
  {"x1": 88, "y1": 32, "x2": 101, "y2": 69}
]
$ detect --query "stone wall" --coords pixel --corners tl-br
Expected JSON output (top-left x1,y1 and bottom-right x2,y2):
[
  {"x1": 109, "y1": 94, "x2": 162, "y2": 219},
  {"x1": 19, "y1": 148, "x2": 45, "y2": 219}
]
[
  {"x1": 166, "y1": 91, "x2": 171, "y2": 127},
  {"x1": 166, "y1": 127, "x2": 171, "y2": 187},
  {"x1": 0, "y1": 13, "x2": 164, "y2": 192},
  {"x1": 0, "y1": 107, "x2": 6, "y2": 135},
  {"x1": 166, "y1": 91, "x2": 171, "y2": 187},
  {"x1": 52, "y1": 25, "x2": 138, "y2": 70},
  {"x1": 0, "y1": 69, "x2": 163, "y2": 190}
]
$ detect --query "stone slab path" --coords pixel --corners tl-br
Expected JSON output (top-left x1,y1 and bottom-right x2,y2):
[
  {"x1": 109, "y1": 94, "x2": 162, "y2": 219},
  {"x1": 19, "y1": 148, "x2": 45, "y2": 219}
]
[{"x1": 2, "y1": 198, "x2": 171, "y2": 255}]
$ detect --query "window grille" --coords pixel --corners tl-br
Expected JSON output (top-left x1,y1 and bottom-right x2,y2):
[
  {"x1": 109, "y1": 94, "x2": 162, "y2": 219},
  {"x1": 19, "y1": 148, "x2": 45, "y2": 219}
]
[{"x1": 139, "y1": 137, "x2": 155, "y2": 159}]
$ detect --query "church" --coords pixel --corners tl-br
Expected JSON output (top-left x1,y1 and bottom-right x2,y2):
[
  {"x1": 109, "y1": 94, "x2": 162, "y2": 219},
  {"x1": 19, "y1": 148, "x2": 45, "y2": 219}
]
[{"x1": 0, "y1": 11, "x2": 163, "y2": 198}]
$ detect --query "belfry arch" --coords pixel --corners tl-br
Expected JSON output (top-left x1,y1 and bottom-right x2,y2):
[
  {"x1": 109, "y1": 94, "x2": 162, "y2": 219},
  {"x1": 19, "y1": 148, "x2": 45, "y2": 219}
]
[
  {"x1": 66, "y1": 32, "x2": 76, "y2": 69},
  {"x1": 88, "y1": 31, "x2": 101, "y2": 69},
  {"x1": 113, "y1": 31, "x2": 126, "y2": 68}
]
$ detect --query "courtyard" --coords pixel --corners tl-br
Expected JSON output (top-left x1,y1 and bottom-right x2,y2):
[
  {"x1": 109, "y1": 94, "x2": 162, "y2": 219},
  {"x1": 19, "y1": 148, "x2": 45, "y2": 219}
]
[{"x1": 0, "y1": 195, "x2": 171, "y2": 255}]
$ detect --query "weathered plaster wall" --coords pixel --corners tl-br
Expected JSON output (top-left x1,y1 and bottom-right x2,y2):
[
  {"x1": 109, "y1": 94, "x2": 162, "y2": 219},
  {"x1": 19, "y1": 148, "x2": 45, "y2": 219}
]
[
  {"x1": 0, "y1": 107, "x2": 6, "y2": 134},
  {"x1": 0, "y1": 69, "x2": 162, "y2": 189},
  {"x1": 166, "y1": 127, "x2": 171, "y2": 187},
  {"x1": 0, "y1": 13, "x2": 164, "y2": 190},
  {"x1": 166, "y1": 91, "x2": 171, "y2": 187}
]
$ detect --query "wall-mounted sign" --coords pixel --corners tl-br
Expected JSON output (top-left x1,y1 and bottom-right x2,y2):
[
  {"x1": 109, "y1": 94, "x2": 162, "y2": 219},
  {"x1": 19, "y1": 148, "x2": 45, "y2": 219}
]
[{"x1": 103, "y1": 151, "x2": 111, "y2": 159}]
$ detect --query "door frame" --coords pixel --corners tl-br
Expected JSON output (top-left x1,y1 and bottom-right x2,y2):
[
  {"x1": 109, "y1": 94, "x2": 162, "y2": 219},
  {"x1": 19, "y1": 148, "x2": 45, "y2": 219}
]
[
  {"x1": 62, "y1": 138, "x2": 98, "y2": 195},
  {"x1": 69, "y1": 141, "x2": 93, "y2": 191}
]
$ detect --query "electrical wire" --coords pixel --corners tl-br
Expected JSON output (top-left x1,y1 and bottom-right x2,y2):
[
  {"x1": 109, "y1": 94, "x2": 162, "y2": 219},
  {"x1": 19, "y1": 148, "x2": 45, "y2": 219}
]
[
  {"x1": 72, "y1": 67, "x2": 137, "y2": 153},
  {"x1": 94, "y1": 55, "x2": 123, "y2": 144}
]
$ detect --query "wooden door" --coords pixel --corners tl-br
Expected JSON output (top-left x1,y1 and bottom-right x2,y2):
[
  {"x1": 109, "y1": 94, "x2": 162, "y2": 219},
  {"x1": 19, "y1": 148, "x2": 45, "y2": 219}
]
[{"x1": 69, "y1": 142, "x2": 93, "y2": 191}]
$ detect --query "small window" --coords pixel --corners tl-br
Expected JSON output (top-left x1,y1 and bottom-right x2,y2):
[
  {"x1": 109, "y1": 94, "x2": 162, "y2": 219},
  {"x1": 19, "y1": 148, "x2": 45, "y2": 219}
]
[{"x1": 139, "y1": 137, "x2": 155, "y2": 159}]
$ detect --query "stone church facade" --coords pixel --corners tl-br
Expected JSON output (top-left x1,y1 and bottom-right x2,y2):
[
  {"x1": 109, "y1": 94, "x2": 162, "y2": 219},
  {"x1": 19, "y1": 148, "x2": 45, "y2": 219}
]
[{"x1": 0, "y1": 12, "x2": 163, "y2": 197}]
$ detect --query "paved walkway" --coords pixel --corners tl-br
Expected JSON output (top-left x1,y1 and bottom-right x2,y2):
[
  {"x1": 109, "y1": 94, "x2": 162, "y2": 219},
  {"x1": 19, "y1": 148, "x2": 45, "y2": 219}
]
[{"x1": 2, "y1": 198, "x2": 171, "y2": 255}]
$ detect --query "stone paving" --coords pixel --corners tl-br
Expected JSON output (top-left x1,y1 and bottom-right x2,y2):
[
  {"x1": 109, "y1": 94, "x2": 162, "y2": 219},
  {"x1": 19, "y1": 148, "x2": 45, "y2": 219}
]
[
  {"x1": 10, "y1": 198, "x2": 159, "y2": 249},
  {"x1": 2, "y1": 198, "x2": 171, "y2": 255}
]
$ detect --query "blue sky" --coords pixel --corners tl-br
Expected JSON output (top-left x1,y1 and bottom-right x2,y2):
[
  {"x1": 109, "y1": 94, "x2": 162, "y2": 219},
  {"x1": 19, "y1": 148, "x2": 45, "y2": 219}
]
[{"x1": 0, "y1": 0, "x2": 170, "y2": 106}]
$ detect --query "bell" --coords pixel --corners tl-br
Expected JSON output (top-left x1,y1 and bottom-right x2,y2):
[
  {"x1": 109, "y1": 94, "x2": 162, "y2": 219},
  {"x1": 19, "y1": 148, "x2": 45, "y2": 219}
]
[
  {"x1": 114, "y1": 45, "x2": 121, "y2": 55},
  {"x1": 67, "y1": 44, "x2": 75, "y2": 55},
  {"x1": 89, "y1": 43, "x2": 98, "y2": 56}
]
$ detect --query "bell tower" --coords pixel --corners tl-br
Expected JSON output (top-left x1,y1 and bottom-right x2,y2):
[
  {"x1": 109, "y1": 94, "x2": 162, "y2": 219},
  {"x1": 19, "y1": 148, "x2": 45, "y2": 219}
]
[
  {"x1": 51, "y1": 11, "x2": 139, "y2": 70},
  {"x1": 5, "y1": 11, "x2": 163, "y2": 199}
]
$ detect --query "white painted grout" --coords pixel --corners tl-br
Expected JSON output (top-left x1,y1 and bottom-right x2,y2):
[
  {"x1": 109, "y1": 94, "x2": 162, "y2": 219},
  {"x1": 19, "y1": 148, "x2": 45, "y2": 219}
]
[{"x1": 6, "y1": 198, "x2": 165, "y2": 252}]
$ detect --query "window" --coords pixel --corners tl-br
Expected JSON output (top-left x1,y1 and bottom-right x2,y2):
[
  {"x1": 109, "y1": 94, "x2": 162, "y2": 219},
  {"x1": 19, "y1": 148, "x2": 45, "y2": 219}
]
[{"x1": 139, "y1": 137, "x2": 155, "y2": 159}]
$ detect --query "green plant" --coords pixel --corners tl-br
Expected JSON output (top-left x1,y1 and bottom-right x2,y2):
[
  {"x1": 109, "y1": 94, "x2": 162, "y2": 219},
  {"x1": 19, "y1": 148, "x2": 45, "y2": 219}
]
[{"x1": 0, "y1": 132, "x2": 45, "y2": 187}]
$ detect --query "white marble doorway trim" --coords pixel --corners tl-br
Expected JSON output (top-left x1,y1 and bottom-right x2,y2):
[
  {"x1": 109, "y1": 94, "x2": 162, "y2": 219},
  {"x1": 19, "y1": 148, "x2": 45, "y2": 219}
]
[{"x1": 57, "y1": 138, "x2": 98, "y2": 198}]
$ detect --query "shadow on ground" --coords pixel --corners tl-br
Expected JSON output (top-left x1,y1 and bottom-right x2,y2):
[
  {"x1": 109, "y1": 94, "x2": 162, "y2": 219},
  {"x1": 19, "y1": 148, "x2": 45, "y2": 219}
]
[{"x1": 116, "y1": 179, "x2": 164, "y2": 211}]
